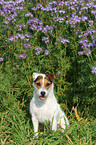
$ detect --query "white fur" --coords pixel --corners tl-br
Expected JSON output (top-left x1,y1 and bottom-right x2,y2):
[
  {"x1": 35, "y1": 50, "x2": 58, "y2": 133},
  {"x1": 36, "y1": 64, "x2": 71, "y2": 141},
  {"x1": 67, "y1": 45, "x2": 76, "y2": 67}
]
[{"x1": 30, "y1": 73, "x2": 69, "y2": 136}]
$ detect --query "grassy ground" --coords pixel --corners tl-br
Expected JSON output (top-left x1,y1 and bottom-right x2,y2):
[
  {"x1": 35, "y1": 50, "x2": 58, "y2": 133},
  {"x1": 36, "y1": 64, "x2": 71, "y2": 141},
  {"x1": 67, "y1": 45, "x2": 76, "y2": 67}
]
[{"x1": 1, "y1": 94, "x2": 96, "y2": 144}]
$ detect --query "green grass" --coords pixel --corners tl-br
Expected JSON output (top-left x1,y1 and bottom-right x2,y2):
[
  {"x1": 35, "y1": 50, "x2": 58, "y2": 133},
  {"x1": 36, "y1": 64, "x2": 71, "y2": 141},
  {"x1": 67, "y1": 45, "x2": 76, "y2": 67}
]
[{"x1": 1, "y1": 94, "x2": 96, "y2": 144}]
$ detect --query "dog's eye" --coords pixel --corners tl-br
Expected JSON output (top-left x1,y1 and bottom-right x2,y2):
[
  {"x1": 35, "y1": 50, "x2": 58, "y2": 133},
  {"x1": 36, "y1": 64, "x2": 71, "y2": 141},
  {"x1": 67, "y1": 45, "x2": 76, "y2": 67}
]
[
  {"x1": 36, "y1": 82, "x2": 41, "y2": 86},
  {"x1": 46, "y1": 83, "x2": 50, "y2": 87}
]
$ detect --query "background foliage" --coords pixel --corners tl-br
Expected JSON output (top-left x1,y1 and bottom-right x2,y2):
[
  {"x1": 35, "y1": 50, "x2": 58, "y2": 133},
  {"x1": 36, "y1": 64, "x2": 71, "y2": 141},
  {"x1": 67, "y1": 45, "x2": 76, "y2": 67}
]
[{"x1": 0, "y1": 0, "x2": 96, "y2": 144}]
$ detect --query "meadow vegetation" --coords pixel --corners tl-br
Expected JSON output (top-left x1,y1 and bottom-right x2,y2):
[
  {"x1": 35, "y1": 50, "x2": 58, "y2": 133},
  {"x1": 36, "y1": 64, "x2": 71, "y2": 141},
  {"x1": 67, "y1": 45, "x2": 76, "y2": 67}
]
[{"x1": 0, "y1": 0, "x2": 96, "y2": 144}]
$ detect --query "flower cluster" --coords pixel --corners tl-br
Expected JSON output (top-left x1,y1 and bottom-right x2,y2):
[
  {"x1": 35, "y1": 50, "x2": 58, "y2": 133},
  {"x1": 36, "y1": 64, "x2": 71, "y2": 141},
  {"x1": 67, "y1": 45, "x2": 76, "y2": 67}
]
[
  {"x1": 44, "y1": 50, "x2": 49, "y2": 55},
  {"x1": 53, "y1": 17, "x2": 64, "y2": 23},
  {"x1": 57, "y1": 37, "x2": 70, "y2": 44},
  {"x1": 35, "y1": 47, "x2": 49, "y2": 55},
  {"x1": 91, "y1": 66, "x2": 96, "y2": 74},
  {"x1": 57, "y1": 71, "x2": 61, "y2": 76},
  {"x1": 42, "y1": 25, "x2": 54, "y2": 33},
  {"x1": 0, "y1": 0, "x2": 96, "y2": 76},
  {"x1": 42, "y1": 37, "x2": 49, "y2": 43},
  {"x1": 28, "y1": 18, "x2": 43, "y2": 31},
  {"x1": 0, "y1": 57, "x2": 4, "y2": 62},
  {"x1": 16, "y1": 24, "x2": 27, "y2": 31},
  {"x1": 0, "y1": 0, "x2": 24, "y2": 24},
  {"x1": 25, "y1": 12, "x2": 33, "y2": 18},
  {"x1": 31, "y1": 2, "x2": 57, "y2": 12},
  {"x1": 19, "y1": 54, "x2": 26, "y2": 59},
  {"x1": 24, "y1": 44, "x2": 31, "y2": 49},
  {"x1": 88, "y1": 20, "x2": 94, "y2": 27},
  {"x1": 66, "y1": 15, "x2": 81, "y2": 28},
  {"x1": 79, "y1": 40, "x2": 91, "y2": 55},
  {"x1": 78, "y1": 29, "x2": 96, "y2": 55},
  {"x1": 8, "y1": 33, "x2": 31, "y2": 42},
  {"x1": 35, "y1": 47, "x2": 42, "y2": 55}
]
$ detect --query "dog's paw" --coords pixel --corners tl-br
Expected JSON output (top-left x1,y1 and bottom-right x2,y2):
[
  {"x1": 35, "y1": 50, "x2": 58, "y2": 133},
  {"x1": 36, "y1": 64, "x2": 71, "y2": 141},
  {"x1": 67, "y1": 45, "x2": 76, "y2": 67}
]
[{"x1": 33, "y1": 132, "x2": 38, "y2": 140}]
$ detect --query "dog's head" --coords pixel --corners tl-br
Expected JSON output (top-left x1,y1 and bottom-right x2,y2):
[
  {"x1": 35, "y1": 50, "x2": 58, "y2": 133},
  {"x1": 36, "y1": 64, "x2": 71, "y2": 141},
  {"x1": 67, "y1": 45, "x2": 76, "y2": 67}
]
[{"x1": 33, "y1": 73, "x2": 54, "y2": 101}]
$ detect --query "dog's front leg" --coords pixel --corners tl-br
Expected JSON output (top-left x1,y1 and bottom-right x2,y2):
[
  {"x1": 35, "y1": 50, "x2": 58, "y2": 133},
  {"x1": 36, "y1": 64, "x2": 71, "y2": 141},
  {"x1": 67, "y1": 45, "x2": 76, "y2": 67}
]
[
  {"x1": 32, "y1": 114, "x2": 38, "y2": 137},
  {"x1": 50, "y1": 117, "x2": 57, "y2": 131}
]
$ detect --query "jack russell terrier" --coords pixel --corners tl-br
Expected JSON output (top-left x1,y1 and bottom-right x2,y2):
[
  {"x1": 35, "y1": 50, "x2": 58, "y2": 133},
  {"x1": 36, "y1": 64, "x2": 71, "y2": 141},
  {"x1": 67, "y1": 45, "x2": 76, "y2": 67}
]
[{"x1": 30, "y1": 73, "x2": 69, "y2": 136}]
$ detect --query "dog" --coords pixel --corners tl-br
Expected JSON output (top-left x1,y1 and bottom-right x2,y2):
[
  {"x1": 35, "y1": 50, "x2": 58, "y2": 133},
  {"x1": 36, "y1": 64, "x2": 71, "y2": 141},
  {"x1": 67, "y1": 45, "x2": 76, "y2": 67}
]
[{"x1": 30, "y1": 73, "x2": 69, "y2": 136}]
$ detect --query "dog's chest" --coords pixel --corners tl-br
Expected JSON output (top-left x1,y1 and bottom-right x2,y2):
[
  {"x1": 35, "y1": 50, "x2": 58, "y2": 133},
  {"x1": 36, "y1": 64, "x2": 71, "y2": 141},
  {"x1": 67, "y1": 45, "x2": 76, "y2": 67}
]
[
  {"x1": 34, "y1": 103, "x2": 53, "y2": 123},
  {"x1": 32, "y1": 98, "x2": 56, "y2": 123}
]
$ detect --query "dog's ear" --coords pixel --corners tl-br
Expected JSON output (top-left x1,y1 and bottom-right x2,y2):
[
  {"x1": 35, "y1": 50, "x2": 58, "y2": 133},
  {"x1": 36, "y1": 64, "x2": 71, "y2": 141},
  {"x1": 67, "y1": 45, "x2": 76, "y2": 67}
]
[
  {"x1": 46, "y1": 74, "x2": 55, "y2": 82},
  {"x1": 33, "y1": 73, "x2": 39, "y2": 81}
]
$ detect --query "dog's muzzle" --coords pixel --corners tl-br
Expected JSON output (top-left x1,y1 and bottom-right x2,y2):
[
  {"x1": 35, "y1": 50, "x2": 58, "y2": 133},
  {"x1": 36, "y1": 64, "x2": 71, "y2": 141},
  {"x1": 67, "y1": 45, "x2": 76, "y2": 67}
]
[{"x1": 39, "y1": 91, "x2": 46, "y2": 100}]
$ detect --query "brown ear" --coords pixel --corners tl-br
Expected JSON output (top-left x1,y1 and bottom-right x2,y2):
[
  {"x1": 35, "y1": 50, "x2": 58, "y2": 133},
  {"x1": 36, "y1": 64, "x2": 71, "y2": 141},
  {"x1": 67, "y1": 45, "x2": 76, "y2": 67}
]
[{"x1": 46, "y1": 74, "x2": 55, "y2": 82}]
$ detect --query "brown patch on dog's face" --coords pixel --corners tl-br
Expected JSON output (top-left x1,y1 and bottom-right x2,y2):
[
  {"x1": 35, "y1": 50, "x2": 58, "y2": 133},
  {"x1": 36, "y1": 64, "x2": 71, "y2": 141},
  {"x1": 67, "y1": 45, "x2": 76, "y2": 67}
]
[
  {"x1": 46, "y1": 74, "x2": 55, "y2": 82},
  {"x1": 44, "y1": 74, "x2": 54, "y2": 90},
  {"x1": 34, "y1": 76, "x2": 43, "y2": 89},
  {"x1": 34, "y1": 74, "x2": 54, "y2": 90}
]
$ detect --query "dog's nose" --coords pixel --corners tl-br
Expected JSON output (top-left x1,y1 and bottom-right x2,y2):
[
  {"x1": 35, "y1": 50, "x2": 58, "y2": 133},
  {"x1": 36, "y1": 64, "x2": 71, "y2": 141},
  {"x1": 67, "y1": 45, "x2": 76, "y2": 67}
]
[{"x1": 41, "y1": 91, "x2": 45, "y2": 96}]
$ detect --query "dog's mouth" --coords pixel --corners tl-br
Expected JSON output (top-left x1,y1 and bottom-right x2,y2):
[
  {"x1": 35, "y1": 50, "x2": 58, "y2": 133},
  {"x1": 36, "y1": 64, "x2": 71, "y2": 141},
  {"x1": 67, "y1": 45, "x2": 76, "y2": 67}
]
[
  {"x1": 39, "y1": 91, "x2": 46, "y2": 100},
  {"x1": 39, "y1": 96, "x2": 46, "y2": 100}
]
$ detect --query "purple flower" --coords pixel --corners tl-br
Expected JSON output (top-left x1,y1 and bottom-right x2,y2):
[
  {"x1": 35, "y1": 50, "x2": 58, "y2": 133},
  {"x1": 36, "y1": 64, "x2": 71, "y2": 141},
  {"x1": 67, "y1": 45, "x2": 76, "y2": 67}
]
[
  {"x1": 51, "y1": 1, "x2": 57, "y2": 5},
  {"x1": 30, "y1": 24, "x2": 37, "y2": 30},
  {"x1": 25, "y1": 33, "x2": 31, "y2": 38},
  {"x1": 57, "y1": 37, "x2": 62, "y2": 41},
  {"x1": 57, "y1": 71, "x2": 61, "y2": 76},
  {"x1": 25, "y1": 12, "x2": 33, "y2": 17},
  {"x1": 88, "y1": 20, "x2": 94, "y2": 26},
  {"x1": 16, "y1": 65, "x2": 19, "y2": 68},
  {"x1": 53, "y1": 17, "x2": 64, "y2": 23},
  {"x1": 84, "y1": 49, "x2": 91, "y2": 55},
  {"x1": 35, "y1": 47, "x2": 42, "y2": 51},
  {"x1": 17, "y1": 34, "x2": 25, "y2": 40},
  {"x1": 0, "y1": 57, "x2": 3, "y2": 62},
  {"x1": 55, "y1": 42, "x2": 57, "y2": 45},
  {"x1": 44, "y1": 4, "x2": 53, "y2": 11},
  {"x1": 4, "y1": 20, "x2": 9, "y2": 24},
  {"x1": 59, "y1": 10, "x2": 65, "y2": 14},
  {"x1": 36, "y1": 4, "x2": 44, "y2": 10},
  {"x1": 42, "y1": 37, "x2": 49, "y2": 43},
  {"x1": 35, "y1": 47, "x2": 42, "y2": 55},
  {"x1": 24, "y1": 44, "x2": 31, "y2": 49},
  {"x1": 59, "y1": 1, "x2": 64, "y2": 6},
  {"x1": 6, "y1": 16, "x2": 11, "y2": 21},
  {"x1": 0, "y1": 10, "x2": 5, "y2": 16},
  {"x1": 19, "y1": 54, "x2": 26, "y2": 59},
  {"x1": 35, "y1": 50, "x2": 40, "y2": 55},
  {"x1": 16, "y1": 24, "x2": 22, "y2": 31},
  {"x1": 88, "y1": 43, "x2": 93, "y2": 48},
  {"x1": 23, "y1": 25, "x2": 27, "y2": 29},
  {"x1": 79, "y1": 38, "x2": 94, "y2": 55},
  {"x1": 31, "y1": 7, "x2": 37, "y2": 11},
  {"x1": 37, "y1": 26, "x2": 42, "y2": 32},
  {"x1": 8, "y1": 36, "x2": 14, "y2": 42},
  {"x1": 81, "y1": 7, "x2": 88, "y2": 10},
  {"x1": 61, "y1": 38, "x2": 70, "y2": 44},
  {"x1": 44, "y1": 50, "x2": 49, "y2": 55},
  {"x1": 42, "y1": 25, "x2": 54, "y2": 33},
  {"x1": 25, "y1": 39, "x2": 29, "y2": 42},
  {"x1": 28, "y1": 18, "x2": 43, "y2": 26},
  {"x1": 91, "y1": 10, "x2": 96, "y2": 15},
  {"x1": 57, "y1": 37, "x2": 70, "y2": 44},
  {"x1": 82, "y1": 16, "x2": 88, "y2": 21},
  {"x1": 66, "y1": 16, "x2": 81, "y2": 27},
  {"x1": 91, "y1": 66, "x2": 96, "y2": 74},
  {"x1": 78, "y1": 51, "x2": 84, "y2": 55}
]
